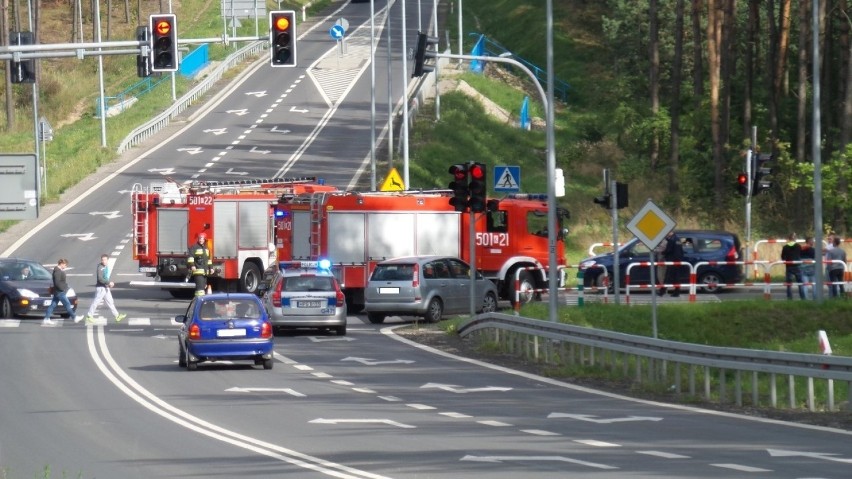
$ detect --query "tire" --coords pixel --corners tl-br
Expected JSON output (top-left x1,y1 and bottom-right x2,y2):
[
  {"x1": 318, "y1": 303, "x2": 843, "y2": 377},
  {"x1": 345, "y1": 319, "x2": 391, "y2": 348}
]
[
  {"x1": 595, "y1": 272, "x2": 614, "y2": 294},
  {"x1": 424, "y1": 298, "x2": 443, "y2": 323},
  {"x1": 698, "y1": 271, "x2": 723, "y2": 293},
  {"x1": 178, "y1": 345, "x2": 187, "y2": 367},
  {"x1": 367, "y1": 312, "x2": 385, "y2": 324},
  {"x1": 510, "y1": 271, "x2": 536, "y2": 306},
  {"x1": 335, "y1": 323, "x2": 347, "y2": 335},
  {"x1": 240, "y1": 262, "x2": 263, "y2": 295},
  {"x1": 169, "y1": 289, "x2": 194, "y2": 299},
  {"x1": 479, "y1": 292, "x2": 498, "y2": 313},
  {"x1": 263, "y1": 358, "x2": 274, "y2": 370},
  {"x1": 186, "y1": 360, "x2": 197, "y2": 371},
  {"x1": 0, "y1": 297, "x2": 14, "y2": 319}
]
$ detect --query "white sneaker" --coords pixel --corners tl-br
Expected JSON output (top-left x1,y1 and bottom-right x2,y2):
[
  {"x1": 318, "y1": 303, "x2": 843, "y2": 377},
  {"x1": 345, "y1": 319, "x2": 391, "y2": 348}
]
[
  {"x1": 74, "y1": 315, "x2": 83, "y2": 323},
  {"x1": 42, "y1": 319, "x2": 57, "y2": 326}
]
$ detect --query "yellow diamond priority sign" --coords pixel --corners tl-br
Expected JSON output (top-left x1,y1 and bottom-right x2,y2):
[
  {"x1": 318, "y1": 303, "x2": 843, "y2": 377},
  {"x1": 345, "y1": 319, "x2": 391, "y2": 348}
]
[{"x1": 626, "y1": 199, "x2": 676, "y2": 250}]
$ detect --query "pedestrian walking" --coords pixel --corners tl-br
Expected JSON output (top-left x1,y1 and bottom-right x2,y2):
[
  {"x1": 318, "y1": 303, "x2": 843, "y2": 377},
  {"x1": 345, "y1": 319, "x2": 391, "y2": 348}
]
[
  {"x1": 800, "y1": 236, "x2": 816, "y2": 299},
  {"x1": 825, "y1": 236, "x2": 847, "y2": 298},
  {"x1": 780, "y1": 233, "x2": 806, "y2": 300},
  {"x1": 83, "y1": 254, "x2": 126, "y2": 323},
  {"x1": 43, "y1": 258, "x2": 76, "y2": 326}
]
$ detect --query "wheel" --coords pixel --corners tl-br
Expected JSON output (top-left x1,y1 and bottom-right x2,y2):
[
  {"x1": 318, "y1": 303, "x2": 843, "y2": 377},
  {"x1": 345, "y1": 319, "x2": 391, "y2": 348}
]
[
  {"x1": 424, "y1": 298, "x2": 443, "y2": 323},
  {"x1": 178, "y1": 345, "x2": 187, "y2": 367},
  {"x1": 0, "y1": 297, "x2": 14, "y2": 319},
  {"x1": 698, "y1": 271, "x2": 723, "y2": 293},
  {"x1": 335, "y1": 323, "x2": 347, "y2": 335},
  {"x1": 367, "y1": 312, "x2": 385, "y2": 324},
  {"x1": 186, "y1": 359, "x2": 197, "y2": 371},
  {"x1": 479, "y1": 292, "x2": 497, "y2": 313},
  {"x1": 510, "y1": 271, "x2": 536, "y2": 306},
  {"x1": 262, "y1": 358, "x2": 273, "y2": 370},
  {"x1": 240, "y1": 262, "x2": 263, "y2": 295},
  {"x1": 595, "y1": 272, "x2": 614, "y2": 294}
]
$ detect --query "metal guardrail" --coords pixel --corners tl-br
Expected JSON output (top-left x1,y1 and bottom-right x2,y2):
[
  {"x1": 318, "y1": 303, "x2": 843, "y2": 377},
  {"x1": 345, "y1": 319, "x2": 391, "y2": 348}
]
[
  {"x1": 458, "y1": 313, "x2": 852, "y2": 412},
  {"x1": 116, "y1": 41, "x2": 266, "y2": 154}
]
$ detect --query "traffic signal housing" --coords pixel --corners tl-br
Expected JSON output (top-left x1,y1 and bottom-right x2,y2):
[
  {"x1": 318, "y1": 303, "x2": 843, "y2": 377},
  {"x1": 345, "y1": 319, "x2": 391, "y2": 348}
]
[
  {"x1": 448, "y1": 164, "x2": 469, "y2": 212},
  {"x1": 468, "y1": 163, "x2": 488, "y2": 213},
  {"x1": 736, "y1": 172, "x2": 749, "y2": 196},
  {"x1": 270, "y1": 10, "x2": 297, "y2": 67},
  {"x1": 752, "y1": 153, "x2": 773, "y2": 195},
  {"x1": 149, "y1": 14, "x2": 178, "y2": 72},
  {"x1": 412, "y1": 31, "x2": 439, "y2": 77},
  {"x1": 9, "y1": 31, "x2": 35, "y2": 84},
  {"x1": 136, "y1": 26, "x2": 151, "y2": 78}
]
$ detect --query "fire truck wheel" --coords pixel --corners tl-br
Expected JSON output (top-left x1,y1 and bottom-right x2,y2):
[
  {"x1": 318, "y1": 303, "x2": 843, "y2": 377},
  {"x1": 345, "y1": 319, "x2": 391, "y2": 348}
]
[
  {"x1": 367, "y1": 313, "x2": 386, "y2": 324},
  {"x1": 425, "y1": 298, "x2": 444, "y2": 323},
  {"x1": 510, "y1": 270, "x2": 536, "y2": 306},
  {"x1": 480, "y1": 292, "x2": 497, "y2": 313},
  {"x1": 240, "y1": 263, "x2": 263, "y2": 294}
]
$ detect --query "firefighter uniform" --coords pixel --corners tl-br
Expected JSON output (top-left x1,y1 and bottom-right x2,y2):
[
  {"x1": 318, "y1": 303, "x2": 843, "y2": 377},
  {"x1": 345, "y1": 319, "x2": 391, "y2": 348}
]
[{"x1": 187, "y1": 233, "x2": 211, "y2": 296}]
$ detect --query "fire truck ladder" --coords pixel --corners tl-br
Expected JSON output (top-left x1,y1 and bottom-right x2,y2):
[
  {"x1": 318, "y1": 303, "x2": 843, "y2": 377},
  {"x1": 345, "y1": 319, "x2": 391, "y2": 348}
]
[
  {"x1": 131, "y1": 183, "x2": 149, "y2": 258},
  {"x1": 309, "y1": 192, "x2": 331, "y2": 258}
]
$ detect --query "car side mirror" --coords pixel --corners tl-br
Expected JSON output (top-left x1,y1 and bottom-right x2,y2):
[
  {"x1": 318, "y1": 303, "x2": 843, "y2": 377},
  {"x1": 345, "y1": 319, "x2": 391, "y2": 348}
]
[{"x1": 175, "y1": 314, "x2": 187, "y2": 323}]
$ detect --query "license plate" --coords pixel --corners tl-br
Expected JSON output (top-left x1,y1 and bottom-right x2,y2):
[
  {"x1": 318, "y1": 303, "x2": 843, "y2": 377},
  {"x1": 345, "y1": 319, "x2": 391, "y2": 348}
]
[
  {"x1": 297, "y1": 300, "x2": 322, "y2": 308},
  {"x1": 139, "y1": 267, "x2": 157, "y2": 273},
  {"x1": 43, "y1": 300, "x2": 52, "y2": 306},
  {"x1": 216, "y1": 328, "x2": 246, "y2": 337},
  {"x1": 379, "y1": 287, "x2": 399, "y2": 294}
]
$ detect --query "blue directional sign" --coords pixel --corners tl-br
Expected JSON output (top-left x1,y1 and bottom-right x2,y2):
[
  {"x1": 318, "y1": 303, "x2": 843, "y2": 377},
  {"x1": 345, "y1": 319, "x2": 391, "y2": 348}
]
[
  {"x1": 494, "y1": 165, "x2": 520, "y2": 192},
  {"x1": 329, "y1": 24, "x2": 345, "y2": 40}
]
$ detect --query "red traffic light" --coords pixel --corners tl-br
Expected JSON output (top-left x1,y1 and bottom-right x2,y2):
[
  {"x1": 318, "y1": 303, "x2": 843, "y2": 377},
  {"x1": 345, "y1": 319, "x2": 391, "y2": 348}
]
[
  {"x1": 469, "y1": 163, "x2": 485, "y2": 180},
  {"x1": 737, "y1": 173, "x2": 748, "y2": 185}
]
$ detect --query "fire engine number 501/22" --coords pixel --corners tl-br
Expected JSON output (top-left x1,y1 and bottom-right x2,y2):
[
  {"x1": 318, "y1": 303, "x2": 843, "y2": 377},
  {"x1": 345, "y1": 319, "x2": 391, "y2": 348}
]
[{"x1": 476, "y1": 232, "x2": 509, "y2": 247}]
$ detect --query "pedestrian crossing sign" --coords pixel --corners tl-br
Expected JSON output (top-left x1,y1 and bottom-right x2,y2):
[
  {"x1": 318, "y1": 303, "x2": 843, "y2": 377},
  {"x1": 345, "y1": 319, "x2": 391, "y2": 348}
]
[
  {"x1": 379, "y1": 167, "x2": 405, "y2": 191},
  {"x1": 494, "y1": 165, "x2": 520, "y2": 192}
]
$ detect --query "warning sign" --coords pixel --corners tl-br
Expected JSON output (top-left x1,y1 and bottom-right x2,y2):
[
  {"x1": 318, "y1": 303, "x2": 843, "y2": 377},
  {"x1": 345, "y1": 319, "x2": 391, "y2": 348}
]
[
  {"x1": 379, "y1": 168, "x2": 405, "y2": 191},
  {"x1": 494, "y1": 165, "x2": 520, "y2": 192}
]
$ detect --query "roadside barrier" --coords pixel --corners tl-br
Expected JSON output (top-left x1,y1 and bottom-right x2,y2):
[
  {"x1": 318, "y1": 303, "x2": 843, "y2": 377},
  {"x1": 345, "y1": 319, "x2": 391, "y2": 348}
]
[
  {"x1": 512, "y1": 265, "x2": 603, "y2": 314},
  {"x1": 763, "y1": 260, "x2": 850, "y2": 299}
]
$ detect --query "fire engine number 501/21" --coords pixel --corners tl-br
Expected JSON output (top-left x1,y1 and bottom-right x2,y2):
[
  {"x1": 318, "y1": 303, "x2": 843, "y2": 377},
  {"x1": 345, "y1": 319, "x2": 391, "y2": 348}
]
[{"x1": 476, "y1": 232, "x2": 509, "y2": 247}]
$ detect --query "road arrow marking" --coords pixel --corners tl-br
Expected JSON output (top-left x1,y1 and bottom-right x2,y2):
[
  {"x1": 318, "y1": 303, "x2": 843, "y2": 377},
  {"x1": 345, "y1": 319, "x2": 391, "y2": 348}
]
[
  {"x1": 89, "y1": 211, "x2": 122, "y2": 219},
  {"x1": 421, "y1": 383, "x2": 512, "y2": 393},
  {"x1": 226, "y1": 387, "x2": 306, "y2": 397},
  {"x1": 290, "y1": 106, "x2": 308, "y2": 113},
  {"x1": 767, "y1": 448, "x2": 852, "y2": 464},
  {"x1": 177, "y1": 147, "x2": 203, "y2": 154},
  {"x1": 270, "y1": 125, "x2": 291, "y2": 134},
  {"x1": 60, "y1": 233, "x2": 96, "y2": 241},
  {"x1": 203, "y1": 128, "x2": 228, "y2": 135},
  {"x1": 249, "y1": 146, "x2": 270, "y2": 154},
  {"x1": 225, "y1": 168, "x2": 248, "y2": 176},
  {"x1": 548, "y1": 413, "x2": 663, "y2": 424},
  {"x1": 309, "y1": 418, "x2": 415, "y2": 428},
  {"x1": 148, "y1": 167, "x2": 175, "y2": 175},
  {"x1": 226, "y1": 109, "x2": 248, "y2": 116},
  {"x1": 460, "y1": 455, "x2": 617, "y2": 470},
  {"x1": 308, "y1": 336, "x2": 356, "y2": 342},
  {"x1": 246, "y1": 91, "x2": 267, "y2": 98},
  {"x1": 341, "y1": 356, "x2": 414, "y2": 366}
]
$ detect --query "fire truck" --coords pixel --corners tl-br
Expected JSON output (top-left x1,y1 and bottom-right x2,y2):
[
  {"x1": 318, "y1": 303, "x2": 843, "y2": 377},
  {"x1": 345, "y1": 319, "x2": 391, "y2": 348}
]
[
  {"x1": 273, "y1": 189, "x2": 569, "y2": 310},
  {"x1": 130, "y1": 177, "x2": 337, "y2": 297}
]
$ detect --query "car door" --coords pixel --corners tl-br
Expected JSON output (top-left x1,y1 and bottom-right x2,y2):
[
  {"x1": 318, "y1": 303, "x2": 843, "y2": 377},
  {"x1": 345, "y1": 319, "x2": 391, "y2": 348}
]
[
  {"x1": 444, "y1": 258, "x2": 473, "y2": 314},
  {"x1": 619, "y1": 241, "x2": 654, "y2": 286},
  {"x1": 423, "y1": 259, "x2": 459, "y2": 313}
]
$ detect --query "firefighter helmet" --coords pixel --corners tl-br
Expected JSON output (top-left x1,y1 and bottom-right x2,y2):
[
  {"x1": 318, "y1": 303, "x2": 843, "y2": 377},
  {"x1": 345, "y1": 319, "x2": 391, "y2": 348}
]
[{"x1": 197, "y1": 232, "x2": 207, "y2": 241}]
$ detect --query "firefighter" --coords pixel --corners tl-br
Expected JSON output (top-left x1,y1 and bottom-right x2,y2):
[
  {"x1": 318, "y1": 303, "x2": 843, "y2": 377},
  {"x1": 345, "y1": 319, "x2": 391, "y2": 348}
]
[{"x1": 188, "y1": 232, "x2": 211, "y2": 296}]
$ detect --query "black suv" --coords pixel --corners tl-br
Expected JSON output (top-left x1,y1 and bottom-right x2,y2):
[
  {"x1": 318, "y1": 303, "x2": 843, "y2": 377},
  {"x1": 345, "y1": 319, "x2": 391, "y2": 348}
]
[{"x1": 580, "y1": 230, "x2": 744, "y2": 293}]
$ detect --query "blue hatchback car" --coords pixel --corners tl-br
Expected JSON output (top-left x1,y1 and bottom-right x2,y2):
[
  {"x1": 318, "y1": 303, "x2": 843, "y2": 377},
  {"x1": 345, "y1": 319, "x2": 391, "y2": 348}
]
[{"x1": 176, "y1": 293, "x2": 274, "y2": 371}]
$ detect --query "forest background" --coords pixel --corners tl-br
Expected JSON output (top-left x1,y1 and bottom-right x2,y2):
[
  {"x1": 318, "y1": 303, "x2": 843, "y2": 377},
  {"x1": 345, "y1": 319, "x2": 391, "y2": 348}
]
[{"x1": 0, "y1": 0, "x2": 851, "y2": 247}]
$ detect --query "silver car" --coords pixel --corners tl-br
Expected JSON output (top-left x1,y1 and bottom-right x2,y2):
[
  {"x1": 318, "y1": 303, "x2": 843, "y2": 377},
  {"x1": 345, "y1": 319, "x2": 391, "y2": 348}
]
[
  {"x1": 261, "y1": 261, "x2": 347, "y2": 335},
  {"x1": 363, "y1": 256, "x2": 499, "y2": 324}
]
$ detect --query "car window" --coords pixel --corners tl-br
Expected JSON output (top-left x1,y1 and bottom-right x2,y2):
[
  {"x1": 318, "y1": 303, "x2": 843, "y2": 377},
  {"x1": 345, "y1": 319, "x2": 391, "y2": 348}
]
[
  {"x1": 372, "y1": 265, "x2": 414, "y2": 281},
  {"x1": 527, "y1": 211, "x2": 548, "y2": 237},
  {"x1": 431, "y1": 260, "x2": 451, "y2": 278},
  {"x1": 487, "y1": 210, "x2": 508, "y2": 233},
  {"x1": 447, "y1": 259, "x2": 470, "y2": 278},
  {"x1": 198, "y1": 299, "x2": 259, "y2": 319},
  {"x1": 697, "y1": 238, "x2": 723, "y2": 253},
  {"x1": 681, "y1": 237, "x2": 696, "y2": 254},
  {"x1": 283, "y1": 275, "x2": 333, "y2": 291}
]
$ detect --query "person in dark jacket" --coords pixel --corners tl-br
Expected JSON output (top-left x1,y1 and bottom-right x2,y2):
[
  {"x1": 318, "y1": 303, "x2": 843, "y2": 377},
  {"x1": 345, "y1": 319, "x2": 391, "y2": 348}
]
[
  {"x1": 662, "y1": 231, "x2": 684, "y2": 297},
  {"x1": 187, "y1": 232, "x2": 211, "y2": 296},
  {"x1": 780, "y1": 233, "x2": 805, "y2": 300},
  {"x1": 43, "y1": 258, "x2": 76, "y2": 325}
]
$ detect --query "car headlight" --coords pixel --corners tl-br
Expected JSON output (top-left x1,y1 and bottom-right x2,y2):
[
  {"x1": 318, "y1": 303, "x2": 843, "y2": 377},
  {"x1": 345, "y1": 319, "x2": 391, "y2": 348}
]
[{"x1": 18, "y1": 288, "x2": 38, "y2": 299}]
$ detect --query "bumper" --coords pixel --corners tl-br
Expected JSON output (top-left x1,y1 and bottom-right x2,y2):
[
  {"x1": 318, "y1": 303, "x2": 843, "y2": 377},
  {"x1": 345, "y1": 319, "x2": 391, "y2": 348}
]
[{"x1": 186, "y1": 339, "x2": 273, "y2": 361}]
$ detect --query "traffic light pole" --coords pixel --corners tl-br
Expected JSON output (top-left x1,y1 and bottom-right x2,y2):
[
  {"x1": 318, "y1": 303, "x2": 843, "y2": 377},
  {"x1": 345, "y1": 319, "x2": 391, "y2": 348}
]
[{"x1": 469, "y1": 210, "x2": 476, "y2": 318}]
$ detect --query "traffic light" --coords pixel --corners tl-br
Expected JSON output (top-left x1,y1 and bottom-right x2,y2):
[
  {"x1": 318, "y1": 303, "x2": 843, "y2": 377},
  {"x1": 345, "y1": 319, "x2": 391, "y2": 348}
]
[
  {"x1": 270, "y1": 10, "x2": 297, "y2": 67},
  {"x1": 468, "y1": 162, "x2": 488, "y2": 212},
  {"x1": 149, "y1": 14, "x2": 178, "y2": 72},
  {"x1": 752, "y1": 153, "x2": 773, "y2": 195},
  {"x1": 593, "y1": 193, "x2": 611, "y2": 209},
  {"x1": 736, "y1": 172, "x2": 749, "y2": 196},
  {"x1": 412, "y1": 31, "x2": 439, "y2": 77},
  {"x1": 448, "y1": 163, "x2": 469, "y2": 212},
  {"x1": 9, "y1": 31, "x2": 35, "y2": 84},
  {"x1": 615, "y1": 182, "x2": 628, "y2": 209},
  {"x1": 136, "y1": 26, "x2": 151, "y2": 78}
]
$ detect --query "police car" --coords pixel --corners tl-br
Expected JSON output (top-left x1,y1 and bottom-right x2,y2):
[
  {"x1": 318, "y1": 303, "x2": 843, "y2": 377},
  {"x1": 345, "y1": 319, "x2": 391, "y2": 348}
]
[{"x1": 260, "y1": 260, "x2": 348, "y2": 335}]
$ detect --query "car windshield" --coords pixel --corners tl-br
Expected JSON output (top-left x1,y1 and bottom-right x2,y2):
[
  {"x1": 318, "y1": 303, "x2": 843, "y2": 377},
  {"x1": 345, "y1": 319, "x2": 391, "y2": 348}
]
[
  {"x1": 1, "y1": 261, "x2": 52, "y2": 281},
  {"x1": 372, "y1": 265, "x2": 414, "y2": 281},
  {"x1": 199, "y1": 299, "x2": 260, "y2": 320},
  {"x1": 282, "y1": 275, "x2": 334, "y2": 292}
]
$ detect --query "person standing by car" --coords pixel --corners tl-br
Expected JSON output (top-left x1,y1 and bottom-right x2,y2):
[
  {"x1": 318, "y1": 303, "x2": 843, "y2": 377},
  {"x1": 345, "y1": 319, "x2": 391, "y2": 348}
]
[
  {"x1": 780, "y1": 233, "x2": 805, "y2": 300},
  {"x1": 83, "y1": 254, "x2": 126, "y2": 324},
  {"x1": 43, "y1": 258, "x2": 75, "y2": 326},
  {"x1": 654, "y1": 240, "x2": 667, "y2": 296},
  {"x1": 188, "y1": 232, "x2": 211, "y2": 297},
  {"x1": 826, "y1": 236, "x2": 847, "y2": 298},
  {"x1": 662, "y1": 231, "x2": 684, "y2": 297},
  {"x1": 800, "y1": 236, "x2": 816, "y2": 299}
]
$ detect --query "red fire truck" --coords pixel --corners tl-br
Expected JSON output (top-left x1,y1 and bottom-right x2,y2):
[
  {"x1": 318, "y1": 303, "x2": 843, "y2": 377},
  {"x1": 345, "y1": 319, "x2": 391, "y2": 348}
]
[
  {"x1": 273, "y1": 189, "x2": 569, "y2": 310},
  {"x1": 130, "y1": 177, "x2": 337, "y2": 297}
]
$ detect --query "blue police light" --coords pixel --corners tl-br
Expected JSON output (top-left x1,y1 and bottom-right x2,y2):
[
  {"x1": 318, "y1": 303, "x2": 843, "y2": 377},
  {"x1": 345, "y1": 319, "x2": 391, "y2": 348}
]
[
  {"x1": 318, "y1": 258, "x2": 332, "y2": 270},
  {"x1": 274, "y1": 208, "x2": 286, "y2": 218}
]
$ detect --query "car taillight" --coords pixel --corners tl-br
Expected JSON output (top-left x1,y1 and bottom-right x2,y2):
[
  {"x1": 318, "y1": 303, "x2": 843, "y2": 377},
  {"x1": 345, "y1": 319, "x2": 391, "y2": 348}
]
[
  {"x1": 272, "y1": 279, "x2": 282, "y2": 307},
  {"x1": 334, "y1": 280, "x2": 345, "y2": 305},
  {"x1": 412, "y1": 263, "x2": 420, "y2": 288},
  {"x1": 726, "y1": 246, "x2": 739, "y2": 261},
  {"x1": 189, "y1": 323, "x2": 201, "y2": 340},
  {"x1": 260, "y1": 321, "x2": 272, "y2": 338}
]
